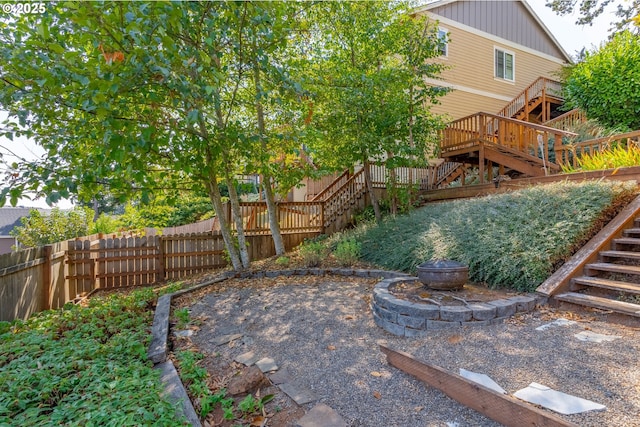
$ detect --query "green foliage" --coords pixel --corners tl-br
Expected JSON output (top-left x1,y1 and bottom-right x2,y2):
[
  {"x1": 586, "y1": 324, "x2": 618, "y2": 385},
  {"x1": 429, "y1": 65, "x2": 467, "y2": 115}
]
[
  {"x1": 10, "y1": 207, "x2": 93, "y2": 248},
  {"x1": 90, "y1": 213, "x2": 121, "y2": 234},
  {"x1": 275, "y1": 256, "x2": 290, "y2": 267},
  {"x1": 0, "y1": 288, "x2": 185, "y2": 426},
  {"x1": 175, "y1": 350, "x2": 233, "y2": 419},
  {"x1": 546, "y1": 0, "x2": 640, "y2": 33},
  {"x1": 563, "y1": 31, "x2": 640, "y2": 131},
  {"x1": 349, "y1": 181, "x2": 636, "y2": 292},
  {"x1": 333, "y1": 238, "x2": 361, "y2": 267},
  {"x1": 173, "y1": 308, "x2": 190, "y2": 329},
  {"x1": 298, "y1": 240, "x2": 328, "y2": 267},
  {"x1": 563, "y1": 144, "x2": 640, "y2": 172}
]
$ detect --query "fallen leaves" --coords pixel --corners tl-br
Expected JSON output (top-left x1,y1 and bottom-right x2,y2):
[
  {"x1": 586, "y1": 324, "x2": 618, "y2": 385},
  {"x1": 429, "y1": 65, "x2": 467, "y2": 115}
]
[
  {"x1": 447, "y1": 334, "x2": 463, "y2": 344},
  {"x1": 370, "y1": 371, "x2": 382, "y2": 377},
  {"x1": 327, "y1": 345, "x2": 336, "y2": 350},
  {"x1": 373, "y1": 391, "x2": 382, "y2": 399}
]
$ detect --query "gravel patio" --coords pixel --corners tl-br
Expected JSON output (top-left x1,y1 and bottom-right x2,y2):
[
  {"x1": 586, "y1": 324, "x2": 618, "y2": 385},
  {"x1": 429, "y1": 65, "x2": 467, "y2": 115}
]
[{"x1": 174, "y1": 273, "x2": 640, "y2": 427}]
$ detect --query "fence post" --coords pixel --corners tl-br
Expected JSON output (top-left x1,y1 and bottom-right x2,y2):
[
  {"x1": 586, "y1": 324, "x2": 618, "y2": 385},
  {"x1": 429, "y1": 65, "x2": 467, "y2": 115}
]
[
  {"x1": 42, "y1": 245, "x2": 52, "y2": 310},
  {"x1": 157, "y1": 235, "x2": 166, "y2": 281}
]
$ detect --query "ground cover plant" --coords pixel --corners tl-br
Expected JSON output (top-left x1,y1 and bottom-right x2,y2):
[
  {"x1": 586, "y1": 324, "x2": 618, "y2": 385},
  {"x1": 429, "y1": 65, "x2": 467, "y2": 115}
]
[
  {"x1": 346, "y1": 181, "x2": 636, "y2": 292},
  {"x1": 0, "y1": 287, "x2": 186, "y2": 427}
]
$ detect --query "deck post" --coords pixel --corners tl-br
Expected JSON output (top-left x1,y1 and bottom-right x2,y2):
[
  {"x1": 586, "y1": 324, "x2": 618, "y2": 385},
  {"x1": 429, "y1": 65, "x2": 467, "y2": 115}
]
[{"x1": 479, "y1": 143, "x2": 485, "y2": 184}]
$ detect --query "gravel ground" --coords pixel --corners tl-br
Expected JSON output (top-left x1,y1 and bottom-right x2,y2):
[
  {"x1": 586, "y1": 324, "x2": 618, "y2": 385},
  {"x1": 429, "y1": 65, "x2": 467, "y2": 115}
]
[{"x1": 183, "y1": 274, "x2": 640, "y2": 427}]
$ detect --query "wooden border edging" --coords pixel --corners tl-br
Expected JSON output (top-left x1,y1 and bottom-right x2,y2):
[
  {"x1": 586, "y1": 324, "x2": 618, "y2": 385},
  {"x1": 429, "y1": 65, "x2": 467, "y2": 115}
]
[
  {"x1": 156, "y1": 361, "x2": 201, "y2": 427},
  {"x1": 537, "y1": 194, "x2": 640, "y2": 296},
  {"x1": 379, "y1": 345, "x2": 578, "y2": 427}
]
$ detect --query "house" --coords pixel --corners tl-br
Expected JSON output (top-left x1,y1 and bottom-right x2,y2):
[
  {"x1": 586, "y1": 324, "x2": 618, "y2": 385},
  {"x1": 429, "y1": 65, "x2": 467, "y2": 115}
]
[
  {"x1": 0, "y1": 207, "x2": 49, "y2": 255},
  {"x1": 415, "y1": 0, "x2": 572, "y2": 120}
]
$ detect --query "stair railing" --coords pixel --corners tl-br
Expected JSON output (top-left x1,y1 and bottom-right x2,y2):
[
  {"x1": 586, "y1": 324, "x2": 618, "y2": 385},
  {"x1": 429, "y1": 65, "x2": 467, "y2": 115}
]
[
  {"x1": 497, "y1": 77, "x2": 563, "y2": 119},
  {"x1": 310, "y1": 169, "x2": 351, "y2": 201},
  {"x1": 556, "y1": 129, "x2": 640, "y2": 168},
  {"x1": 544, "y1": 108, "x2": 587, "y2": 131},
  {"x1": 441, "y1": 112, "x2": 576, "y2": 166}
]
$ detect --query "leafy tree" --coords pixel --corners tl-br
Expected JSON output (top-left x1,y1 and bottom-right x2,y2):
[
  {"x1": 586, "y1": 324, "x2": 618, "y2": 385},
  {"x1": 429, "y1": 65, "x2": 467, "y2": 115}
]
[
  {"x1": 11, "y1": 207, "x2": 93, "y2": 248},
  {"x1": 562, "y1": 30, "x2": 640, "y2": 131},
  {"x1": 0, "y1": 2, "x2": 309, "y2": 269},
  {"x1": 308, "y1": 2, "x2": 448, "y2": 220},
  {"x1": 546, "y1": 0, "x2": 640, "y2": 33}
]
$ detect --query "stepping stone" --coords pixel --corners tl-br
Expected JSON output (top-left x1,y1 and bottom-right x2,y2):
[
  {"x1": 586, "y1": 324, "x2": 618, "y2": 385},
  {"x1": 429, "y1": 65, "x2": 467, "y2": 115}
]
[
  {"x1": 235, "y1": 351, "x2": 261, "y2": 366},
  {"x1": 212, "y1": 333, "x2": 243, "y2": 346},
  {"x1": 255, "y1": 357, "x2": 278, "y2": 373},
  {"x1": 459, "y1": 369, "x2": 506, "y2": 394},
  {"x1": 279, "y1": 382, "x2": 318, "y2": 405},
  {"x1": 574, "y1": 330, "x2": 621, "y2": 343},
  {"x1": 535, "y1": 318, "x2": 577, "y2": 331},
  {"x1": 269, "y1": 368, "x2": 292, "y2": 385},
  {"x1": 513, "y1": 382, "x2": 606, "y2": 415},
  {"x1": 296, "y1": 403, "x2": 346, "y2": 427},
  {"x1": 173, "y1": 329, "x2": 194, "y2": 338}
]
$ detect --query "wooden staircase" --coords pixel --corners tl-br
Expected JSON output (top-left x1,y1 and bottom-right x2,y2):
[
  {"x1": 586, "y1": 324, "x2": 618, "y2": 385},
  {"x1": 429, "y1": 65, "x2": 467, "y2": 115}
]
[
  {"x1": 555, "y1": 222, "x2": 640, "y2": 319},
  {"x1": 497, "y1": 77, "x2": 564, "y2": 123},
  {"x1": 538, "y1": 195, "x2": 640, "y2": 322}
]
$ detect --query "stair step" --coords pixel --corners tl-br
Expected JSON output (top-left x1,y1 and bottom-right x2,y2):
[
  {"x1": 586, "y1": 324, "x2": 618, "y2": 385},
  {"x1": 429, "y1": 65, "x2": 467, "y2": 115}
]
[
  {"x1": 555, "y1": 292, "x2": 640, "y2": 317},
  {"x1": 622, "y1": 228, "x2": 640, "y2": 237},
  {"x1": 612, "y1": 237, "x2": 640, "y2": 249},
  {"x1": 572, "y1": 277, "x2": 640, "y2": 295},
  {"x1": 600, "y1": 250, "x2": 640, "y2": 262},
  {"x1": 585, "y1": 262, "x2": 640, "y2": 276}
]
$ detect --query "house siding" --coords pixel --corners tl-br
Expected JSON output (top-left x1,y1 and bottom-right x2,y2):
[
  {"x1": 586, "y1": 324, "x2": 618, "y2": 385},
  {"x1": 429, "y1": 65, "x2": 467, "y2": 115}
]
[
  {"x1": 428, "y1": 0, "x2": 566, "y2": 60},
  {"x1": 425, "y1": 16, "x2": 564, "y2": 120}
]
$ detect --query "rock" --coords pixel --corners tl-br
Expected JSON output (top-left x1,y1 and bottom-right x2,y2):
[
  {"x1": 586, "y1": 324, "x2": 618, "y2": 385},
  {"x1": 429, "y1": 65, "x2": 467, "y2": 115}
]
[{"x1": 227, "y1": 366, "x2": 268, "y2": 396}]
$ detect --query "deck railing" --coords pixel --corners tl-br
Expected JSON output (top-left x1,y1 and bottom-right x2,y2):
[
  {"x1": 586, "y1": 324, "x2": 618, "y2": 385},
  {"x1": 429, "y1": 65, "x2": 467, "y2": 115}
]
[
  {"x1": 497, "y1": 77, "x2": 563, "y2": 119},
  {"x1": 442, "y1": 112, "x2": 576, "y2": 165},
  {"x1": 556, "y1": 130, "x2": 640, "y2": 168},
  {"x1": 544, "y1": 108, "x2": 587, "y2": 131}
]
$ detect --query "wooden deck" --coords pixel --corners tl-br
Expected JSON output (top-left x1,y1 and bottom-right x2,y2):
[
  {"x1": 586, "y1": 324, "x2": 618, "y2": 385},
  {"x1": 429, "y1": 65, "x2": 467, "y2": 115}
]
[{"x1": 440, "y1": 112, "x2": 576, "y2": 183}]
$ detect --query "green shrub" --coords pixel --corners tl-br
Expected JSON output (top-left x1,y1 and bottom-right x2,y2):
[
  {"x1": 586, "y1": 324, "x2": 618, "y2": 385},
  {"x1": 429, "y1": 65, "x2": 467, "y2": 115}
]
[
  {"x1": 0, "y1": 289, "x2": 185, "y2": 426},
  {"x1": 563, "y1": 144, "x2": 640, "y2": 173},
  {"x1": 275, "y1": 256, "x2": 290, "y2": 267},
  {"x1": 352, "y1": 181, "x2": 636, "y2": 292},
  {"x1": 298, "y1": 240, "x2": 328, "y2": 267},
  {"x1": 333, "y1": 238, "x2": 361, "y2": 266}
]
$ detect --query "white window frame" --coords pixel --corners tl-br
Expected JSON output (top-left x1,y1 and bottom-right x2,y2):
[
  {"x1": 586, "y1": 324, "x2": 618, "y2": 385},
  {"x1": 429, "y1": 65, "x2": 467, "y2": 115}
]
[
  {"x1": 437, "y1": 27, "x2": 449, "y2": 57},
  {"x1": 494, "y1": 47, "x2": 515, "y2": 82}
]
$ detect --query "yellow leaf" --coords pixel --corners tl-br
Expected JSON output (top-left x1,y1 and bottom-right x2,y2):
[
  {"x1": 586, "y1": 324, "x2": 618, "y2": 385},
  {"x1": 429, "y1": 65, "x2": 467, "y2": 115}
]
[
  {"x1": 370, "y1": 371, "x2": 382, "y2": 377},
  {"x1": 327, "y1": 345, "x2": 336, "y2": 350}
]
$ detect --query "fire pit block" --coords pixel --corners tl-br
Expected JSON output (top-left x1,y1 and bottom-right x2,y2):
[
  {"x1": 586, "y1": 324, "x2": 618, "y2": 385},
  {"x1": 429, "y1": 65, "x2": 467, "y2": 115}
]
[{"x1": 417, "y1": 260, "x2": 468, "y2": 290}]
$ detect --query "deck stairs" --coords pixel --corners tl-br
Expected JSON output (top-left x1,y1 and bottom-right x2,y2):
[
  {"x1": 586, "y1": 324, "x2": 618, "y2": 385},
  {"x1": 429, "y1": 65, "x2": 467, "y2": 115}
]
[
  {"x1": 538, "y1": 195, "x2": 640, "y2": 322},
  {"x1": 555, "y1": 221, "x2": 640, "y2": 319}
]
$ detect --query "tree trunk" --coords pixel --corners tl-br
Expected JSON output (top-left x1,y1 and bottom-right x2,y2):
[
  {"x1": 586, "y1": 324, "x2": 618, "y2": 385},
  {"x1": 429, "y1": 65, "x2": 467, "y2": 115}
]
[
  {"x1": 363, "y1": 159, "x2": 381, "y2": 222},
  {"x1": 253, "y1": 61, "x2": 286, "y2": 255},
  {"x1": 388, "y1": 165, "x2": 398, "y2": 216},
  {"x1": 262, "y1": 174, "x2": 285, "y2": 255},
  {"x1": 207, "y1": 176, "x2": 242, "y2": 271},
  {"x1": 222, "y1": 156, "x2": 251, "y2": 268}
]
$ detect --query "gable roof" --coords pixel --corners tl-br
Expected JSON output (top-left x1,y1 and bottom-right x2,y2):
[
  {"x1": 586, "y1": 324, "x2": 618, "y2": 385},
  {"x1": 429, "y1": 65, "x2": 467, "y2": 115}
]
[
  {"x1": 0, "y1": 207, "x2": 50, "y2": 236},
  {"x1": 414, "y1": 0, "x2": 572, "y2": 63}
]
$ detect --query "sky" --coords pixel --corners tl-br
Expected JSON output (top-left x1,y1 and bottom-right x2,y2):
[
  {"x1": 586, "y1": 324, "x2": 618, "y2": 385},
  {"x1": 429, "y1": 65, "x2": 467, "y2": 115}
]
[{"x1": 0, "y1": 0, "x2": 618, "y2": 209}]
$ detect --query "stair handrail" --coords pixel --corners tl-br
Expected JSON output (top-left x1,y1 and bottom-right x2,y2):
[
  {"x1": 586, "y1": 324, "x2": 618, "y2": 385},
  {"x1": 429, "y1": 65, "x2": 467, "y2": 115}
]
[
  {"x1": 322, "y1": 167, "x2": 367, "y2": 226},
  {"x1": 434, "y1": 162, "x2": 462, "y2": 187},
  {"x1": 497, "y1": 77, "x2": 563, "y2": 119},
  {"x1": 310, "y1": 169, "x2": 351, "y2": 201},
  {"x1": 544, "y1": 108, "x2": 586, "y2": 131},
  {"x1": 557, "y1": 129, "x2": 640, "y2": 168}
]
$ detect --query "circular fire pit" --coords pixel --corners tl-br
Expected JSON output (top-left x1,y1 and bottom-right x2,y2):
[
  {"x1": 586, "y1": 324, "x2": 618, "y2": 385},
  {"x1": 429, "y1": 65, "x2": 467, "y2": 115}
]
[
  {"x1": 372, "y1": 276, "x2": 538, "y2": 337},
  {"x1": 417, "y1": 260, "x2": 468, "y2": 290}
]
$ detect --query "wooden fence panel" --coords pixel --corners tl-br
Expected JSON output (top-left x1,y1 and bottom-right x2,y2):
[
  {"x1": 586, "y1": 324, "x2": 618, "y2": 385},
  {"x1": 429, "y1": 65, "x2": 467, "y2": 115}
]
[
  {"x1": 49, "y1": 241, "x2": 69, "y2": 310},
  {"x1": 0, "y1": 247, "x2": 45, "y2": 321}
]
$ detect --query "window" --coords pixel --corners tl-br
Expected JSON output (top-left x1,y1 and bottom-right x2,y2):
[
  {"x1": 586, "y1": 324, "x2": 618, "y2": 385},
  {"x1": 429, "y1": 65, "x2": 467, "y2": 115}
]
[
  {"x1": 495, "y1": 48, "x2": 514, "y2": 81},
  {"x1": 437, "y1": 27, "x2": 448, "y2": 57}
]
